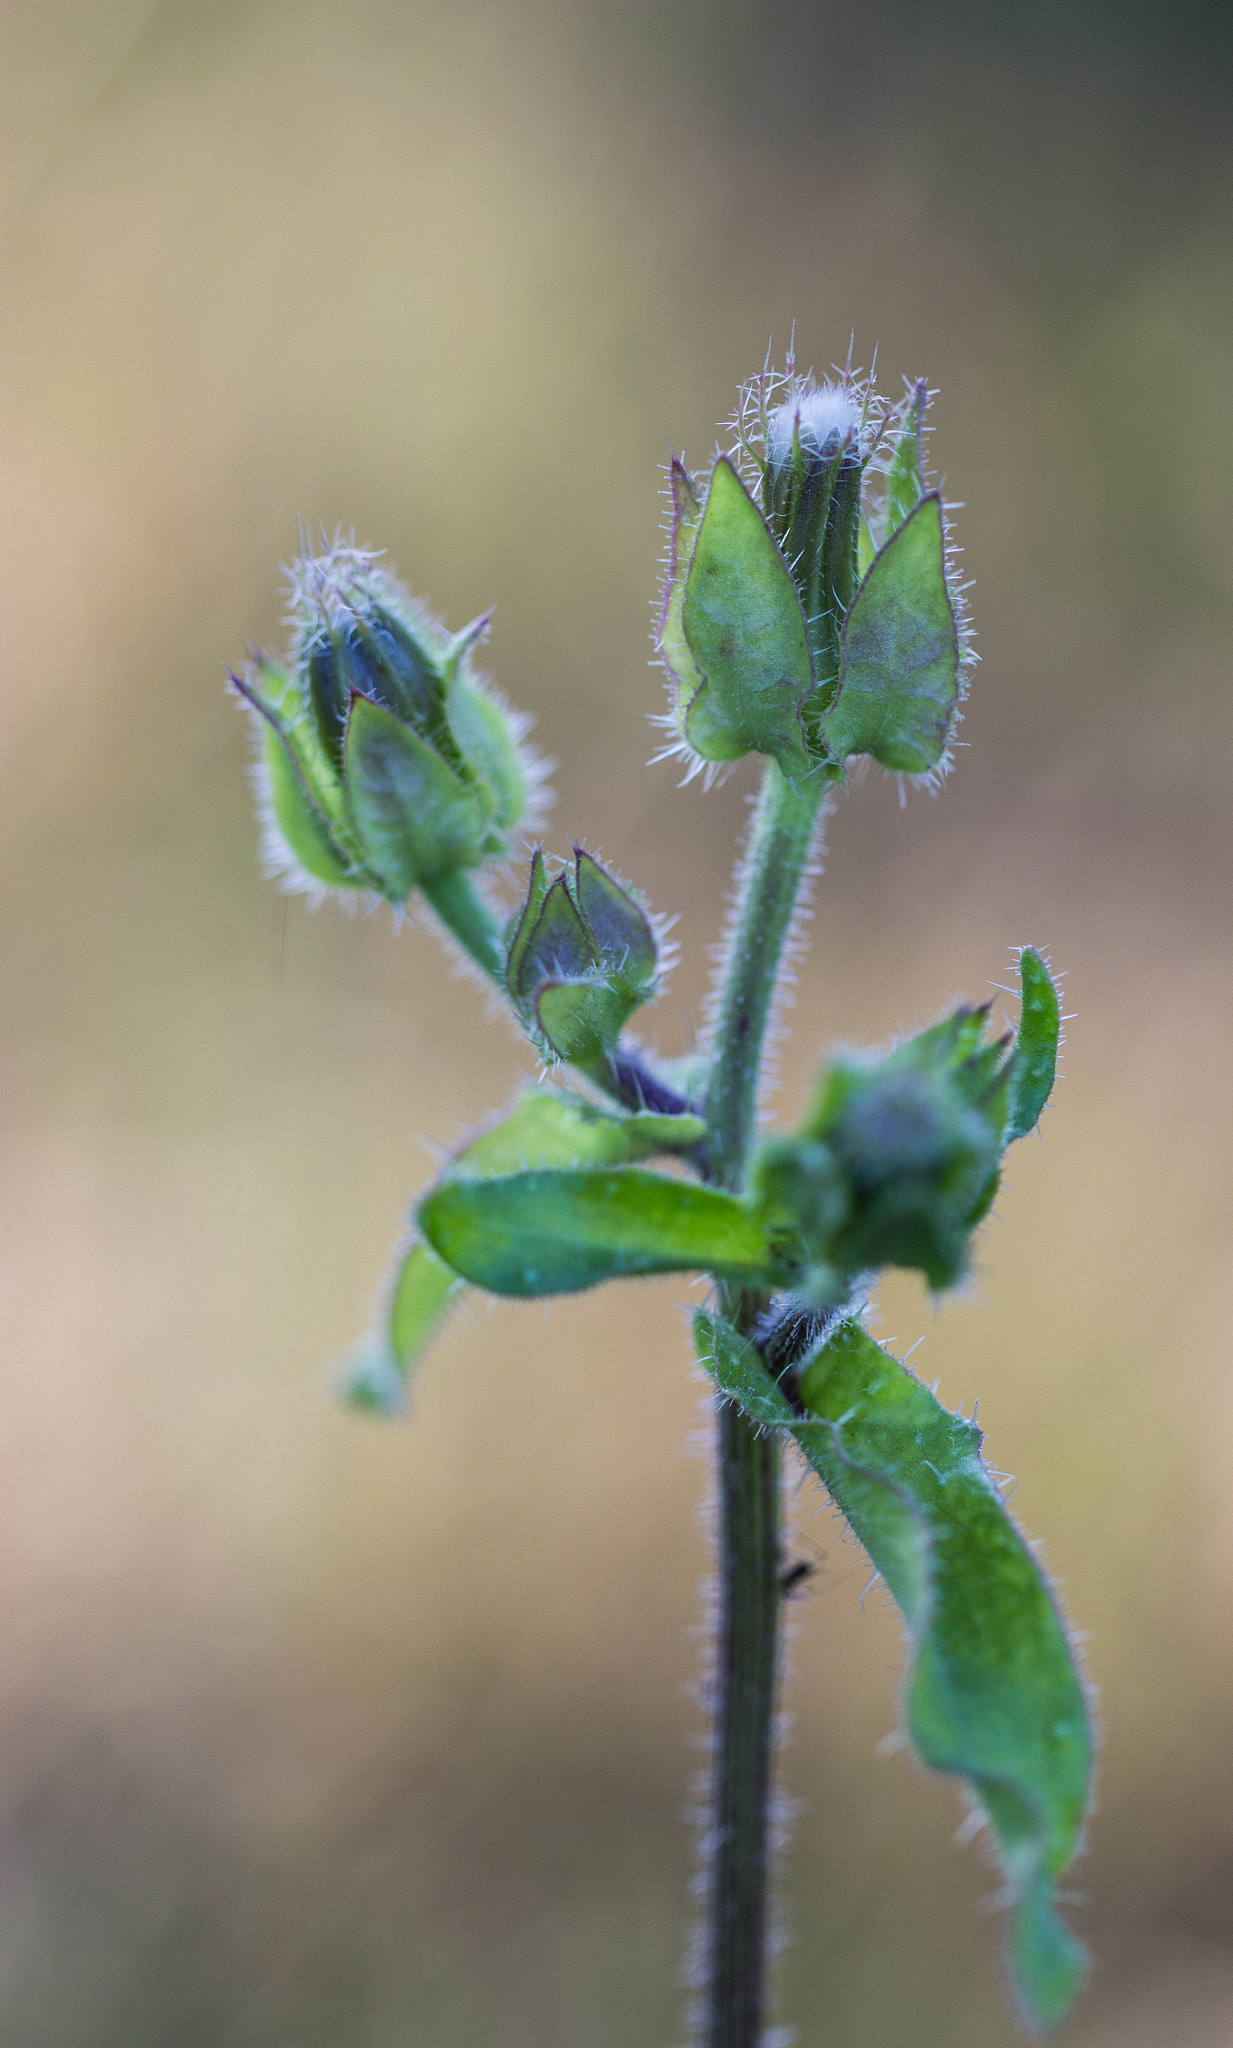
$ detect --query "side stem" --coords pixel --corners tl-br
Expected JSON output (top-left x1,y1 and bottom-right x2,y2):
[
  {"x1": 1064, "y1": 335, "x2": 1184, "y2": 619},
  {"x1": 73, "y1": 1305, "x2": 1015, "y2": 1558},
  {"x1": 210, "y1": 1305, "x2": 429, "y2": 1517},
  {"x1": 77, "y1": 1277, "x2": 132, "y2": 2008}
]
[{"x1": 698, "y1": 760, "x2": 829, "y2": 2048}]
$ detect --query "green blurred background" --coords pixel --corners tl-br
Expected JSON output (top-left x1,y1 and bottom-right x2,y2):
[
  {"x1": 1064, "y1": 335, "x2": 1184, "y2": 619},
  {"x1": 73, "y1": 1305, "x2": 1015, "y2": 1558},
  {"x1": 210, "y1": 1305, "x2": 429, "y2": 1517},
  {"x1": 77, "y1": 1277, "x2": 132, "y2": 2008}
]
[{"x1": 4, "y1": 1, "x2": 1233, "y2": 2041}]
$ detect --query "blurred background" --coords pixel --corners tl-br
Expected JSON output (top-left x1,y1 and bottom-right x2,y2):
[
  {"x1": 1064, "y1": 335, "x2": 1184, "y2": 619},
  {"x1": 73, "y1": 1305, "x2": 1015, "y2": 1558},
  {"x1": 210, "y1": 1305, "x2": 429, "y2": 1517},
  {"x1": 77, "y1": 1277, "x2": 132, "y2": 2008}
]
[{"x1": 3, "y1": 1, "x2": 1233, "y2": 2041}]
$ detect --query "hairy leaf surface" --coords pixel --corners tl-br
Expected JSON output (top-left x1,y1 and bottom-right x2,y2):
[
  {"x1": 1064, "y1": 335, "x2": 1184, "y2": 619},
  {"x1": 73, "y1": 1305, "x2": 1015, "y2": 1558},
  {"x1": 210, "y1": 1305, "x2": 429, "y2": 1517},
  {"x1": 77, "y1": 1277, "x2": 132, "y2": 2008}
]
[
  {"x1": 422, "y1": 1168, "x2": 781, "y2": 1296},
  {"x1": 695, "y1": 1309, "x2": 1092, "y2": 2032},
  {"x1": 1005, "y1": 948, "x2": 1061, "y2": 1142},
  {"x1": 823, "y1": 494, "x2": 958, "y2": 774},
  {"x1": 344, "y1": 1092, "x2": 710, "y2": 1405},
  {"x1": 681, "y1": 458, "x2": 815, "y2": 776}
]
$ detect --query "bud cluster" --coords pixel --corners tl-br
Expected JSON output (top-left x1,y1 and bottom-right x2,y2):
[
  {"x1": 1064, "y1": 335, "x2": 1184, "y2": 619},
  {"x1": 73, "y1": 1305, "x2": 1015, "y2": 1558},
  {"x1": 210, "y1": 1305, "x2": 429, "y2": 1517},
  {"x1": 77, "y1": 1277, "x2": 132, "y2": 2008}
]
[
  {"x1": 754, "y1": 1001, "x2": 1019, "y2": 1300},
  {"x1": 656, "y1": 364, "x2": 969, "y2": 786},
  {"x1": 233, "y1": 539, "x2": 543, "y2": 903}
]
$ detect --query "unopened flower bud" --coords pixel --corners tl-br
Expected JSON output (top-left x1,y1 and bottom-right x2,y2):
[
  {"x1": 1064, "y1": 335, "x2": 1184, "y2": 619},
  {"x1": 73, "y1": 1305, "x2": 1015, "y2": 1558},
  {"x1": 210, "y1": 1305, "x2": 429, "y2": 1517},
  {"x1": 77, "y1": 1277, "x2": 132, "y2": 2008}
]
[
  {"x1": 506, "y1": 849, "x2": 660, "y2": 1076},
  {"x1": 754, "y1": 1000, "x2": 1016, "y2": 1297},
  {"x1": 232, "y1": 539, "x2": 544, "y2": 902}
]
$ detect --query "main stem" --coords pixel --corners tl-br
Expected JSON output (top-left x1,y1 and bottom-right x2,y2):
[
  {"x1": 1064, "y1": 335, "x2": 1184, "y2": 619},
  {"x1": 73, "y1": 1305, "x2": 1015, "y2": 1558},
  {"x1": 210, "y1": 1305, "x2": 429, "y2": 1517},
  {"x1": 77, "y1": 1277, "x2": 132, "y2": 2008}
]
[{"x1": 699, "y1": 761, "x2": 828, "y2": 2048}]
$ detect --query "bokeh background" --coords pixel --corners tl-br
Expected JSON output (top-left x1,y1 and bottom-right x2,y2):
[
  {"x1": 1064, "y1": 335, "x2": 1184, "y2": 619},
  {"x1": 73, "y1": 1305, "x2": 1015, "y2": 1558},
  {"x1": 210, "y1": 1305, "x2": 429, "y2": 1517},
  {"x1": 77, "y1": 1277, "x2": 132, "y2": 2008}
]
[{"x1": 3, "y1": 1, "x2": 1233, "y2": 2041}]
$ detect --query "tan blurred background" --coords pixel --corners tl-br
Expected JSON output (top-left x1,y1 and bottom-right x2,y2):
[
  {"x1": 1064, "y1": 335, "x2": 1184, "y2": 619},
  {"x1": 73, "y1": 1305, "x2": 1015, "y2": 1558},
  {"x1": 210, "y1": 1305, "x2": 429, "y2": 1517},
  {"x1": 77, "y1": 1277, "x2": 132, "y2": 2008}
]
[{"x1": 3, "y1": 1, "x2": 1233, "y2": 2041}]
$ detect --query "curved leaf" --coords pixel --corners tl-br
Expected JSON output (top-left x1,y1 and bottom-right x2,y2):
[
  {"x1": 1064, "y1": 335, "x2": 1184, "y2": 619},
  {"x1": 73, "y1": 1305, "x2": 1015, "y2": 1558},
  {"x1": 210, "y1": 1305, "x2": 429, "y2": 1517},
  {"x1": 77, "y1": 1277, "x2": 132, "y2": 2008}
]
[
  {"x1": 823, "y1": 494, "x2": 958, "y2": 774},
  {"x1": 421, "y1": 1168, "x2": 783, "y2": 1296},
  {"x1": 341, "y1": 1237, "x2": 465, "y2": 1414},
  {"x1": 681, "y1": 458, "x2": 815, "y2": 777},
  {"x1": 696, "y1": 1309, "x2": 1092, "y2": 2033},
  {"x1": 1005, "y1": 948, "x2": 1061, "y2": 1142},
  {"x1": 342, "y1": 1090, "x2": 710, "y2": 1409}
]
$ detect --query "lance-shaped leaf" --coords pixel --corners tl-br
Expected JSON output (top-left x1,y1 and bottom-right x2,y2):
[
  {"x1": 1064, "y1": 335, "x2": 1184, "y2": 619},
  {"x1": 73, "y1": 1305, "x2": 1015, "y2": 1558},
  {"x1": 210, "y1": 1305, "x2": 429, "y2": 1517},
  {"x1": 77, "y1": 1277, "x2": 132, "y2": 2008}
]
[
  {"x1": 696, "y1": 1310, "x2": 1092, "y2": 2034},
  {"x1": 822, "y1": 493, "x2": 959, "y2": 774},
  {"x1": 1004, "y1": 948, "x2": 1061, "y2": 1142},
  {"x1": 680, "y1": 458, "x2": 815, "y2": 777},
  {"x1": 343, "y1": 1091, "x2": 710, "y2": 1408},
  {"x1": 421, "y1": 1167, "x2": 786, "y2": 1297}
]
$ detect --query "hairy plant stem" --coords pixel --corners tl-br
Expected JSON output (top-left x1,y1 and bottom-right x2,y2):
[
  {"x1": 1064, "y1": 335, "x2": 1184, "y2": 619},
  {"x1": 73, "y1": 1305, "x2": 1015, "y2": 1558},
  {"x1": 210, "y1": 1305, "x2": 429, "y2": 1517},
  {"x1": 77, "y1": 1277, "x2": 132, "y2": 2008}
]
[
  {"x1": 420, "y1": 870, "x2": 506, "y2": 980},
  {"x1": 699, "y1": 760, "x2": 829, "y2": 2048}
]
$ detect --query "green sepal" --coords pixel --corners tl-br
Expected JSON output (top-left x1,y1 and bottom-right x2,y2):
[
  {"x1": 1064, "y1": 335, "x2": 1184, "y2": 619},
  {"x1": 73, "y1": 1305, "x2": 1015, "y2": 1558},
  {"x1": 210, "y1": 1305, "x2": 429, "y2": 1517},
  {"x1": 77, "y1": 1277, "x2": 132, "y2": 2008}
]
[
  {"x1": 572, "y1": 851, "x2": 657, "y2": 983},
  {"x1": 822, "y1": 494, "x2": 959, "y2": 774},
  {"x1": 1004, "y1": 949, "x2": 1061, "y2": 1142},
  {"x1": 420, "y1": 1167, "x2": 788, "y2": 1297},
  {"x1": 447, "y1": 673, "x2": 529, "y2": 834},
  {"x1": 259, "y1": 720, "x2": 362, "y2": 887},
  {"x1": 881, "y1": 378, "x2": 928, "y2": 541},
  {"x1": 505, "y1": 848, "x2": 551, "y2": 994},
  {"x1": 535, "y1": 978, "x2": 642, "y2": 1069},
  {"x1": 506, "y1": 851, "x2": 661, "y2": 1066},
  {"x1": 658, "y1": 458, "x2": 707, "y2": 720},
  {"x1": 234, "y1": 657, "x2": 363, "y2": 860},
  {"x1": 695, "y1": 1311, "x2": 1093, "y2": 2034},
  {"x1": 680, "y1": 458, "x2": 815, "y2": 777},
  {"x1": 343, "y1": 692, "x2": 494, "y2": 898}
]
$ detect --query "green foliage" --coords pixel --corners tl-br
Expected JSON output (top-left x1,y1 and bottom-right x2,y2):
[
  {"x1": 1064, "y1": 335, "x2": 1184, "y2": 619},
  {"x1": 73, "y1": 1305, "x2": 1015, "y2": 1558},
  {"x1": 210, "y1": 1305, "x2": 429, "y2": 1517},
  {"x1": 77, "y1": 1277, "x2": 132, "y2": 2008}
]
[
  {"x1": 420, "y1": 1167, "x2": 781, "y2": 1296},
  {"x1": 233, "y1": 351, "x2": 1092, "y2": 2037},
  {"x1": 695, "y1": 1310, "x2": 1092, "y2": 2034},
  {"x1": 342, "y1": 1087, "x2": 708, "y2": 1406}
]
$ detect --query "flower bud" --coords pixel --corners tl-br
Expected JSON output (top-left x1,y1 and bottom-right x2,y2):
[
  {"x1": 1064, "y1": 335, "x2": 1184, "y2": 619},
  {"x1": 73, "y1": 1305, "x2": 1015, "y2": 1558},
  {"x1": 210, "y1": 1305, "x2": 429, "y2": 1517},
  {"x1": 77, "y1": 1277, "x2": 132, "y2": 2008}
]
[
  {"x1": 232, "y1": 539, "x2": 543, "y2": 901},
  {"x1": 506, "y1": 848, "x2": 660, "y2": 1075},
  {"x1": 753, "y1": 1001, "x2": 1015, "y2": 1297},
  {"x1": 656, "y1": 359, "x2": 969, "y2": 787}
]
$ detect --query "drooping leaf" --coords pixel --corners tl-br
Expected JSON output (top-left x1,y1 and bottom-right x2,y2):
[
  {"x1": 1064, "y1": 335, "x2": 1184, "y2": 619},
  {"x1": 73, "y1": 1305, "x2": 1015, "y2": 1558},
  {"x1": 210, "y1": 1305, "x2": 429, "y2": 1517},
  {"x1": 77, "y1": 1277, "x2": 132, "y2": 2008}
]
[
  {"x1": 1004, "y1": 948, "x2": 1061, "y2": 1142},
  {"x1": 343, "y1": 692, "x2": 493, "y2": 897},
  {"x1": 823, "y1": 493, "x2": 959, "y2": 774},
  {"x1": 341, "y1": 1237, "x2": 465, "y2": 1414},
  {"x1": 421, "y1": 1167, "x2": 785, "y2": 1297},
  {"x1": 681, "y1": 458, "x2": 815, "y2": 777},
  {"x1": 342, "y1": 1090, "x2": 710, "y2": 1412},
  {"x1": 695, "y1": 1310, "x2": 1092, "y2": 2033}
]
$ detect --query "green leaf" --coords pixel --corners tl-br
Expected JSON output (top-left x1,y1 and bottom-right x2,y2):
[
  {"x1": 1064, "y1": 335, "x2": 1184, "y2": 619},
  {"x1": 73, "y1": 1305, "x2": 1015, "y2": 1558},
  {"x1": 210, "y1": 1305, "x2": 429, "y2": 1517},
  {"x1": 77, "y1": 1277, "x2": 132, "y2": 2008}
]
[
  {"x1": 421, "y1": 1168, "x2": 784, "y2": 1296},
  {"x1": 341, "y1": 1237, "x2": 465, "y2": 1414},
  {"x1": 822, "y1": 494, "x2": 959, "y2": 774},
  {"x1": 457, "y1": 1089, "x2": 707, "y2": 1175},
  {"x1": 681, "y1": 458, "x2": 815, "y2": 777},
  {"x1": 343, "y1": 693, "x2": 493, "y2": 897},
  {"x1": 1004, "y1": 949, "x2": 1061, "y2": 1142},
  {"x1": 342, "y1": 1090, "x2": 708, "y2": 1413},
  {"x1": 696, "y1": 1311, "x2": 1092, "y2": 2033}
]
